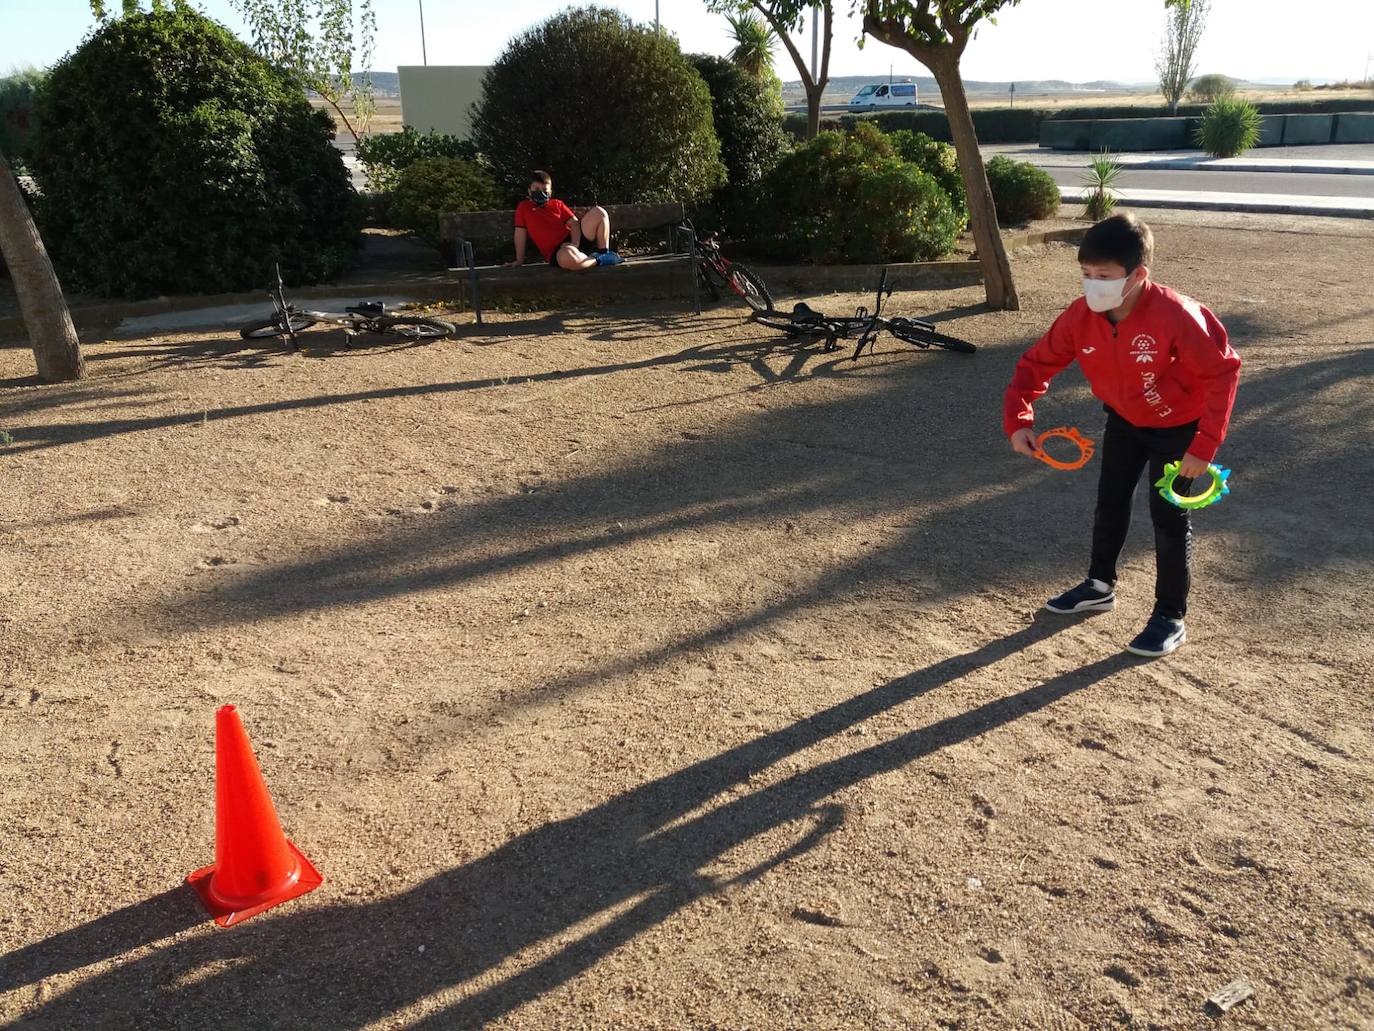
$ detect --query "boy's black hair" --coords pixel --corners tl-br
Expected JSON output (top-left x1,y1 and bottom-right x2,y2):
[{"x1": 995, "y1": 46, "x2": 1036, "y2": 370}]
[
  {"x1": 1077, "y1": 212, "x2": 1154, "y2": 271},
  {"x1": 530, "y1": 170, "x2": 552, "y2": 186}
]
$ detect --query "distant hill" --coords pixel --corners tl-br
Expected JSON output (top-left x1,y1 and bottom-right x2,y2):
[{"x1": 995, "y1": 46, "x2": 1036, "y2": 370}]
[{"x1": 354, "y1": 71, "x2": 399, "y2": 95}]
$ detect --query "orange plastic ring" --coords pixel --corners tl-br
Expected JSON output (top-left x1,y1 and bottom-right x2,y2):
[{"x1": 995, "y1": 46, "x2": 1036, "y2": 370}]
[{"x1": 1034, "y1": 426, "x2": 1095, "y2": 471}]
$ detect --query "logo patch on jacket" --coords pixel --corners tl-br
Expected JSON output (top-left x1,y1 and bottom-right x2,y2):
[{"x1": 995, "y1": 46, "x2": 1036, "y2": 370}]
[{"x1": 1130, "y1": 334, "x2": 1157, "y2": 364}]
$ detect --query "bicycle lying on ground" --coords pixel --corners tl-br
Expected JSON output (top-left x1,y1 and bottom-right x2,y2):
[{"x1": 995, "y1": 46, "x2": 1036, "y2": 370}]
[
  {"x1": 682, "y1": 222, "x2": 774, "y2": 313},
  {"x1": 750, "y1": 269, "x2": 976, "y2": 360},
  {"x1": 239, "y1": 264, "x2": 457, "y2": 349}
]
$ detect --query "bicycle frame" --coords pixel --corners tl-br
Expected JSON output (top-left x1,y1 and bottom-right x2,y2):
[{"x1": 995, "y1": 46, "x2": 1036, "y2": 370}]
[
  {"x1": 752, "y1": 267, "x2": 971, "y2": 360},
  {"x1": 694, "y1": 233, "x2": 735, "y2": 281},
  {"x1": 264, "y1": 264, "x2": 393, "y2": 348}
]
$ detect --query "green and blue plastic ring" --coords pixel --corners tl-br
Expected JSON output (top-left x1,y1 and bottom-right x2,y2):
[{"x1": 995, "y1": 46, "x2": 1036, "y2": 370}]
[{"x1": 1154, "y1": 461, "x2": 1232, "y2": 510}]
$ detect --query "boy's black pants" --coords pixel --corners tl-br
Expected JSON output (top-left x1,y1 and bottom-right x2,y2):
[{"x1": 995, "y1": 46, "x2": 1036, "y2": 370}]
[{"x1": 1087, "y1": 408, "x2": 1199, "y2": 621}]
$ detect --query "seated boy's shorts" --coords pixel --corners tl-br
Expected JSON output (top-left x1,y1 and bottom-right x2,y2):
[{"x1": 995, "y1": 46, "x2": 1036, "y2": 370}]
[{"x1": 547, "y1": 230, "x2": 605, "y2": 265}]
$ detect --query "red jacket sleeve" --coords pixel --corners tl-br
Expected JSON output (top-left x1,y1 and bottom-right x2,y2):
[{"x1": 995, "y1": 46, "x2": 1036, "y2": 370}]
[
  {"x1": 1169, "y1": 301, "x2": 1240, "y2": 462},
  {"x1": 513, "y1": 201, "x2": 528, "y2": 229},
  {"x1": 1002, "y1": 307, "x2": 1079, "y2": 437}
]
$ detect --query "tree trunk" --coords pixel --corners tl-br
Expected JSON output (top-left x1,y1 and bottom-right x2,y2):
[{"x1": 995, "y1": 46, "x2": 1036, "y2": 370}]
[
  {"x1": 0, "y1": 150, "x2": 84, "y2": 383},
  {"x1": 931, "y1": 61, "x2": 1020, "y2": 311},
  {"x1": 750, "y1": 2, "x2": 830, "y2": 140},
  {"x1": 805, "y1": 83, "x2": 824, "y2": 139}
]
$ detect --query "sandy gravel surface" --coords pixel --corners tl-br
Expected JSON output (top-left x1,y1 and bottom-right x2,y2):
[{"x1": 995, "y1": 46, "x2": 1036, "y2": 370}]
[{"x1": 2, "y1": 222, "x2": 1372, "y2": 1029}]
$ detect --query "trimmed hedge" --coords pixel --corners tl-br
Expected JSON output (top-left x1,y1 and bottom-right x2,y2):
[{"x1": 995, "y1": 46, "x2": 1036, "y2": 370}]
[
  {"x1": 785, "y1": 96, "x2": 1374, "y2": 145},
  {"x1": 471, "y1": 7, "x2": 725, "y2": 205},
  {"x1": 751, "y1": 122, "x2": 961, "y2": 264},
  {"x1": 29, "y1": 9, "x2": 357, "y2": 298},
  {"x1": 687, "y1": 54, "x2": 787, "y2": 189},
  {"x1": 885, "y1": 129, "x2": 967, "y2": 222},
  {"x1": 0, "y1": 69, "x2": 45, "y2": 169},
  {"x1": 357, "y1": 127, "x2": 480, "y2": 192},
  {"x1": 984, "y1": 157, "x2": 1059, "y2": 224},
  {"x1": 390, "y1": 157, "x2": 501, "y2": 249}
]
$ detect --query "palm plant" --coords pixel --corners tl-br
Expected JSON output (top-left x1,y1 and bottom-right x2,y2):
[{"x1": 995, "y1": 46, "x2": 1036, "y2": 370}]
[
  {"x1": 726, "y1": 11, "x2": 777, "y2": 78},
  {"x1": 1080, "y1": 150, "x2": 1122, "y2": 222}
]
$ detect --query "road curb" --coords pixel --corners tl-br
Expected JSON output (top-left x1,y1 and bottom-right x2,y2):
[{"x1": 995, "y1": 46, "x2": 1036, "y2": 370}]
[
  {"x1": 0, "y1": 277, "x2": 463, "y2": 346},
  {"x1": 1123, "y1": 160, "x2": 1374, "y2": 175},
  {"x1": 1058, "y1": 187, "x2": 1374, "y2": 219}
]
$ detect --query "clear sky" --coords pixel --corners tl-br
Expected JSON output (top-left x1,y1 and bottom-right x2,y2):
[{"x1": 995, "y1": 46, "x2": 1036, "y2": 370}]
[{"x1": 4, "y1": 1, "x2": 1372, "y2": 85}]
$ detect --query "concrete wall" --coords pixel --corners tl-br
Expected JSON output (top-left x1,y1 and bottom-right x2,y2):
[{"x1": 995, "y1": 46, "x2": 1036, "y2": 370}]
[
  {"x1": 1257, "y1": 114, "x2": 1285, "y2": 146},
  {"x1": 398, "y1": 66, "x2": 488, "y2": 138},
  {"x1": 1281, "y1": 114, "x2": 1334, "y2": 145},
  {"x1": 1334, "y1": 113, "x2": 1374, "y2": 144},
  {"x1": 1040, "y1": 112, "x2": 1363, "y2": 150},
  {"x1": 1042, "y1": 117, "x2": 1193, "y2": 150}
]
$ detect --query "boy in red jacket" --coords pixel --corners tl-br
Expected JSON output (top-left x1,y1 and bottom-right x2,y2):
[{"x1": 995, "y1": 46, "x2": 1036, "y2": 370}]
[{"x1": 1004, "y1": 213, "x2": 1240, "y2": 657}]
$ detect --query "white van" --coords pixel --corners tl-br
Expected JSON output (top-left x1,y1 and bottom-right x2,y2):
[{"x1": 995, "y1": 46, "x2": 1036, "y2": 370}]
[{"x1": 847, "y1": 81, "x2": 918, "y2": 112}]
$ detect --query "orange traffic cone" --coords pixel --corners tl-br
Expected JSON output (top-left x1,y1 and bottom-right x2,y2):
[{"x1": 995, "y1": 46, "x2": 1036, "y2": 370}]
[{"x1": 186, "y1": 705, "x2": 323, "y2": 927}]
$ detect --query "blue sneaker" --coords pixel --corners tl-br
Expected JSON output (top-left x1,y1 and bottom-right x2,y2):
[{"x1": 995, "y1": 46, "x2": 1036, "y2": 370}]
[
  {"x1": 1045, "y1": 578, "x2": 1115, "y2": 615},
  {"x1": 1126, "y1": 614, "x2": 1186, "y2": 658},
  {"x1": 595, "y1": 251, "x2": 624, "y2": 266}
]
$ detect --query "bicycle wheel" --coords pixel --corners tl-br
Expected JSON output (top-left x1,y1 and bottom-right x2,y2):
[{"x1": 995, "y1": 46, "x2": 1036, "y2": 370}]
[
  {"x1": 727, "y1": 264, "x2": 774, "y2": 313},
  {"x1": 889, "y1": 320, "x2": 977, "y2": 354},
  {"x1": 239, "y1": 313, "x2": 318, "y2": 339},
  {"x1": 751, "y1": 310, "x2": 806, "y2": 333},
  {"x1": 372, "y1": 315, "x2": 457, "y2": 340}
]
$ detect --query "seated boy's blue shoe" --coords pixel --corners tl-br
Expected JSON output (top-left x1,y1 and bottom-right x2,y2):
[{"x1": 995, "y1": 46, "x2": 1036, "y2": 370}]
[
  {"x1": 1045, "y1": 578, "x2": 1115, "y2": 615},
  {"x1": 1126, "y1": 614, "x2": 1186, "y2": 658},
  {"x1": 595, "y1": 250, "x2": 624, "y2": 266}
]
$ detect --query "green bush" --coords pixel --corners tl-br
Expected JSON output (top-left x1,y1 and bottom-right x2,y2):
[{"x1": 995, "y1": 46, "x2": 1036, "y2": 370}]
[
  {"x1": 471, "y1": 7, "x2": 724, "y2": 205},
  {"x1": 0, "y1": 69, "x2": 45, "y2": 169},
  {"x1": 29, "y1": 9, "x2": 357, "y2": 298},
  {"x1": 687, "y1": 54, "x2": 788, "y2": 188},
  {"x1": 1196, "y1": 97, "x2": 1262, "y2": 157},
  {"x1": 1189, "y1": 74, "x2": 1237, "y2": 103},
  {"x1": 886, "y1": 129, "x2": 967, "y2": 221},
  {"x1": 389, "y1": 156, "x2": 501, "y2": 247},
  {"x1": 752, "y1": 122, "x2": 960, "y2": 263},
  {"x1": 984, "y1": 156, "x2": 1060, "y2": 223},
  {"x1": 356, "y1": 126, "x2": 480, "y2": 192}
]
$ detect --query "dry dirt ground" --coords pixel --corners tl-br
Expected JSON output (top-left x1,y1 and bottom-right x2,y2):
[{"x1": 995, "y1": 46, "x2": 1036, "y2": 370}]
[{"x1": 1, "y1": 220, "x2": 1373, "y2": 1030}]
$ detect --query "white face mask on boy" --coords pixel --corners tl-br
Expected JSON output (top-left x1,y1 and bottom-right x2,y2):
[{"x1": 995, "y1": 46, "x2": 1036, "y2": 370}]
[{"x1": 1082, "y1": 273, "x2": 1138, "y2": 313}]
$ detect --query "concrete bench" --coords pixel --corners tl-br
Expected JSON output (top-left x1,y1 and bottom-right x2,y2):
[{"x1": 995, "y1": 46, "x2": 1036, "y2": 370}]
[{"x1": 439, "y1": 202, "x2": 697, "y2": 323}]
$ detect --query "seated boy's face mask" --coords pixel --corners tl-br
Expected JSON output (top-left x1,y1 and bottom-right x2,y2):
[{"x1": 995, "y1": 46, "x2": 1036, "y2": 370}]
[
  {"x1": 1082, "y1": 272, "x2": 1138, "y2": 313},
  {"x1": 529, "y1": 189, "x2": 549, "y2": 207}
]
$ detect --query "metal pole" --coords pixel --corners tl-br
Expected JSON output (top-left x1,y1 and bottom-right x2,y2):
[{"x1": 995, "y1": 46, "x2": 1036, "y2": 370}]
[
  {"x1": 810, "y1": 6, "x2": 818, "y2": 81},
  {"x1": 418, "y1": 0, "x2": 428, "y2": 65},
  {"x1": 656, "y1": 1, "x2": 660, "y2": 35}
]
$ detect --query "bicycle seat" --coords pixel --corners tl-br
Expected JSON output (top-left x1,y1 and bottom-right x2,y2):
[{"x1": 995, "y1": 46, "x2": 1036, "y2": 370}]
[
  {"x1": 347, "y1": 301, "x2": 385, "y2": 317},
  {"x1": 791, "y1": 302, "x2": 826, "y2": 321}
]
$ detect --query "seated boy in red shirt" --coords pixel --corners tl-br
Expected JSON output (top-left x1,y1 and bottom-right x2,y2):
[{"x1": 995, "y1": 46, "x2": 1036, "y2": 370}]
[
  {"x1": 505, "y1": 170, "x2": 623, "y2": 271},
  {"x1": 1004, "y1": 213, "x2": 1241, "y2": 658}
]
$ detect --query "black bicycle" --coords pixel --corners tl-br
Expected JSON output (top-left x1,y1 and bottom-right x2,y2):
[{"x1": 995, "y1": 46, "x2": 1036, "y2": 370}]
[
  {"x1": 683, "y1": 222, "x2": 773, "y2": 313},
  {"x1": 239, "y1": 264, "x2": 457, "y2": 349},
  {"x1": 751, "y1": 269, "x2": 976, "y2": 360}
]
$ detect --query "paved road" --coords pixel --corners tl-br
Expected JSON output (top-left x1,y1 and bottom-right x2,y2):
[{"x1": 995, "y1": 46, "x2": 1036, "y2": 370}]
[{"x1": 1043, "y1": 166, "x2": 1374, "y2": 199}]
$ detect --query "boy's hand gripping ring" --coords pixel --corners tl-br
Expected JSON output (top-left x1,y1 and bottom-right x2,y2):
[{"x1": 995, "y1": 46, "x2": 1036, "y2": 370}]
[
  {"x1": 1155, "y1": 461, "x2": 1232, "y2": 510},
  {"x1": 1034, "y1": 427, "x2": 1095, "y2": 470}
]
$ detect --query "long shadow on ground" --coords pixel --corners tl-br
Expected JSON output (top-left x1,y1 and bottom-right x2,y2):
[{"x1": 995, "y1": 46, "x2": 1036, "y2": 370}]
[{"x1": 3, "y1": 619, "x2": 1135, "y2": 1030}]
